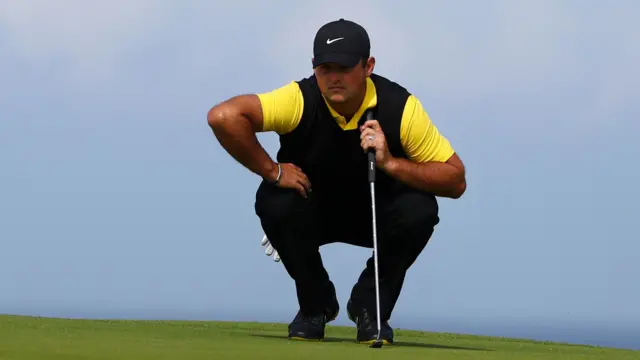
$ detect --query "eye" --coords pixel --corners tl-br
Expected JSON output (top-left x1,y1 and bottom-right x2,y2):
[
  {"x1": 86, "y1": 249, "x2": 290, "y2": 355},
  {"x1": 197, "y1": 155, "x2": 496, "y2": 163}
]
[{"x1": 317, "y1": 64, "x2": 350, "y2": 74}]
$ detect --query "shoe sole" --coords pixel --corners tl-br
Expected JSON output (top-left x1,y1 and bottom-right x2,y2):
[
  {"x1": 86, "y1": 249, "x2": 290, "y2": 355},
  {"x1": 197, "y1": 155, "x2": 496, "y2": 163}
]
[
  {"x1": 289, "y1": 337, "x2": 392, "y2": 345},
  {"x1": 289, "y1": 336, "x2": 323, "y2": 341},
  {"x1": 358, "y1": 339, "x2": 392, "y2": 345}
]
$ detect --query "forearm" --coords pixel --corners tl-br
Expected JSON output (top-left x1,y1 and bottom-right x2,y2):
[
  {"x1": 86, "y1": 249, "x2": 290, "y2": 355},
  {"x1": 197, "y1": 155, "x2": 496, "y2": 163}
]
[
  {"x1": 208, "y1": 108, "x2": 278, "y2": 181},
  {"x1": 383, "y1": 157, "x2": 466, "y2": 198}
]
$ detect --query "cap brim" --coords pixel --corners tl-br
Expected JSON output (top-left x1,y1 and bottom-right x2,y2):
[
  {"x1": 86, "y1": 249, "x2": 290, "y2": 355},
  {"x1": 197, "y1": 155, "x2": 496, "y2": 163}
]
[{"x1": 313, "y1": 52, "x2": 361, "y2": 68}]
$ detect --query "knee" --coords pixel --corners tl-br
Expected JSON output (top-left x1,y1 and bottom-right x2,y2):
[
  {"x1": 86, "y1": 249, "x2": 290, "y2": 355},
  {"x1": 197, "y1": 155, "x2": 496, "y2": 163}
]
[
  {"x1": 255, "y1": 182, "x2": 297, "y2": 227},
  {"x1": 384, "y1": 191, "x2": 440, "y2": 231}
]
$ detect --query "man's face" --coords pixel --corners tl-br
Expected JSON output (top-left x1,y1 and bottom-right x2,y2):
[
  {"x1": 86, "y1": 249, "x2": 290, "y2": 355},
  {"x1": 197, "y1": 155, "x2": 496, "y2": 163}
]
[{"x1": 313, "y1": 57, "x2": 374, "y2": 104}]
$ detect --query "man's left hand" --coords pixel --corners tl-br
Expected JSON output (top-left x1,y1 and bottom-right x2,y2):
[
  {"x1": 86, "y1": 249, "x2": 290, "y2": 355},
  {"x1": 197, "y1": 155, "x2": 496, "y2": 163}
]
[{"x1": 360, "y1": 120, "x2": 393, "y2": 169}]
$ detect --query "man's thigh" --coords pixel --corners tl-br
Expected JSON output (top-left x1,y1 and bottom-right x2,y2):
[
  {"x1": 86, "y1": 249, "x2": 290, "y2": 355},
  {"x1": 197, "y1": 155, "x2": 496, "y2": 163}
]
[
  {"x1": 319, "y1": 190, "x2": 440, "y2": 248},
  {"x1": 286, "y1": 191, "x2": 373, "y2": 249},
  {"x1": 254, "y1": 183, "x2": 439, "y2": 250},
  {"x1": 318, "y1": 221, "x2": 372, "y2": 248},
  {"x1": 255, "y1": 181, "x2": 312, "y2": 226},
  {"x1": 255, "y1": 181, "x2": 337, "y2": 248},
  {"x1": 378, "y1": 190, "x2": 440, "y2": 238}
]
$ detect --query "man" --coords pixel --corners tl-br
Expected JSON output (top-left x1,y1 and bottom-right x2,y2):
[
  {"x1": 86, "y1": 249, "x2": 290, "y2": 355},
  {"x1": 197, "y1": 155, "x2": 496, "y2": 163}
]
[{"x1": 207, "y1": 18, "x2": 466, "y2": 345}]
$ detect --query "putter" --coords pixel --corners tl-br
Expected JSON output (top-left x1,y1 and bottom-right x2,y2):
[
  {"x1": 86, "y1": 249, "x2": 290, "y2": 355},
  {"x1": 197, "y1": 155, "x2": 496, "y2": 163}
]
[{"x1": 365, "y1": 109, "x2": 384, "y2": 349}]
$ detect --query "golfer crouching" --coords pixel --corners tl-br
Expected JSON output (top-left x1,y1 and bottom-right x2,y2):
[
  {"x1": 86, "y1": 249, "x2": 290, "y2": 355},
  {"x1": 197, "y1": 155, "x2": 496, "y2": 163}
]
[{"x1": 207, "y1": 18, "x2": 467, "y2": 345}]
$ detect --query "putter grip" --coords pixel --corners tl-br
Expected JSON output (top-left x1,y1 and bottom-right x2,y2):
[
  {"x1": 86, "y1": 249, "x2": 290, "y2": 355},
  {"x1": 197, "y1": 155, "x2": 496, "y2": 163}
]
[
  {"x1": 366, "y1": 109, "x2": 375, "y2": 183},
  {"x1": 368, "y1": 151, "x2": 375, "y2": 183}
]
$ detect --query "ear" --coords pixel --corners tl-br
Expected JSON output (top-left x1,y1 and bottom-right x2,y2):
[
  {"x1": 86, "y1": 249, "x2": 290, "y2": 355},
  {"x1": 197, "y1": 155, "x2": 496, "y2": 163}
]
[{"x1": 365, "y1": 56, "x2": 375, "y2": 76}]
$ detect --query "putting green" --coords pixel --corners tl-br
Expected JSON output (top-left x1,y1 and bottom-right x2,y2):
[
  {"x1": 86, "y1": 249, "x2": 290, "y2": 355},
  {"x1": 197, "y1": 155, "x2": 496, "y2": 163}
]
[{"x1": 0, "y1": 314, "x2": 637, "y2": 359}]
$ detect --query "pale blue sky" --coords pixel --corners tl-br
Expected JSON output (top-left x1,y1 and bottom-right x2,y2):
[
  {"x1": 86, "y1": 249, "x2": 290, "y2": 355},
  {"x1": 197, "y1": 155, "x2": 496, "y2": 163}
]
[{"x1": 1, "y1": 0, "x2": 639, "y2": 351}]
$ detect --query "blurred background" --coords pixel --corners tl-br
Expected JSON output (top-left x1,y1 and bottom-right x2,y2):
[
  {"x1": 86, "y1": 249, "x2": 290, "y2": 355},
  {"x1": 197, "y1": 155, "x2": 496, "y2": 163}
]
[{"x1": 1, "y1": 0, "x2": 638, "y2": 350}]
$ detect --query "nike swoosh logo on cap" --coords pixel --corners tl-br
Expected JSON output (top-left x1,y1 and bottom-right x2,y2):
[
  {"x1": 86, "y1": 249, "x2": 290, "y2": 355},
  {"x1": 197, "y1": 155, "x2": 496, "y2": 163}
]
[{"x1": 326, "y1": 37, "x2": 344, "y2": 44}]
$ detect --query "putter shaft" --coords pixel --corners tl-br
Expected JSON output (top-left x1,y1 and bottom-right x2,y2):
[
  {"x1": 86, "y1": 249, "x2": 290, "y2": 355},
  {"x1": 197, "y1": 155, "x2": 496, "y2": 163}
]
[{"x1": 366, "y1": 109, "x2": 383, "y2": 348}]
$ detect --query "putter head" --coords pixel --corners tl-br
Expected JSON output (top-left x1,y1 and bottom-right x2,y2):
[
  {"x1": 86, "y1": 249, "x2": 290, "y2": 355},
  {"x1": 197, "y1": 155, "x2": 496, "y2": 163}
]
[{"x1": 370, "y1": 339, "x2": 384, "y2": 348}]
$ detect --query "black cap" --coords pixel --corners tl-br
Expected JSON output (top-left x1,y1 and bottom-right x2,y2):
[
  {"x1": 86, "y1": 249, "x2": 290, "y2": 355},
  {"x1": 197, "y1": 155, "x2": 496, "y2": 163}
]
[{"x1": 312, "y1": 18, "x2": 370, "y2": 68}]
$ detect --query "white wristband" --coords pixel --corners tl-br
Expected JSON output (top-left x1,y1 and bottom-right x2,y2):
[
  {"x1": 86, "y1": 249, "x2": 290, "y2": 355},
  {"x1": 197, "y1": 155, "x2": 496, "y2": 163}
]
[
  {"x1": 270, "y1": 163, "x2": 282, "y2": 184},
  {"x1": 275, "y1": 163, "x2": 282, "y2": 183}
]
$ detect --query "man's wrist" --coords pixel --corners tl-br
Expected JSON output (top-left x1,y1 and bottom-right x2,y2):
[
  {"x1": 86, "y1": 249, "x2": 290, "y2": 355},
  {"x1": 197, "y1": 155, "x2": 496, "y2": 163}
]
[
  {"x1": 382, "y1": 156, "x2": 400, "y2": 175},
  {"x1": 265, "y1": 162, "x2": 282, "y2": 184}
]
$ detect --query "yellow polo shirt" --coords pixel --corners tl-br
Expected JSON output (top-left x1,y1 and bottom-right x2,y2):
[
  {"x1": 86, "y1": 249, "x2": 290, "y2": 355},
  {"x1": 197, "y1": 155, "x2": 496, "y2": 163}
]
[{"x1": 257, "y1": 78, "x2": 455, "y2": 163}]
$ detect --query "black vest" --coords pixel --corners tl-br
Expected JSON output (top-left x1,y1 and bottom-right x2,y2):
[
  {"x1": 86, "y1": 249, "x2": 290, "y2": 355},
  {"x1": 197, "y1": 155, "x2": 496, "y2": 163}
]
[{"x1": 275, "y1": 73, "x2": 428, "y2": 208}]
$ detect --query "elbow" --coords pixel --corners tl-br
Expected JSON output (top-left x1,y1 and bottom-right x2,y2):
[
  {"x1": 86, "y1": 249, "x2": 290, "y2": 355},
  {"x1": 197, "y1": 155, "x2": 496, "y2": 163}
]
[
  {"x1": 442, "y1": 153, "x2": 466, "y2": 199},
  {"x1": 449, "y1": 179, "x2": 466, "y2": 199},
  {"x1": 207, "y1": 103, "x2": 241, "y2": 138},
  {"x1": 207, "y1": 98, "x2": 256, "y2": 134},
  {"x1": 207, "y1": 95, "x2": 263, "y2": 135},
  {"x1": 207, "y1": 104, "x2": 226, "y2": 131},
  {"x1": 445, "y1": 169, "x2": 466, "y2": 199}
]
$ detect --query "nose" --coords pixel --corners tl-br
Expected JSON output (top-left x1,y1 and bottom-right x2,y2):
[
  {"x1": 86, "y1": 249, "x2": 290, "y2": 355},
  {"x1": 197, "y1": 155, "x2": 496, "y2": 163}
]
[{"x1": 326, "y1": 70, "x2": 343, "y2": 82}]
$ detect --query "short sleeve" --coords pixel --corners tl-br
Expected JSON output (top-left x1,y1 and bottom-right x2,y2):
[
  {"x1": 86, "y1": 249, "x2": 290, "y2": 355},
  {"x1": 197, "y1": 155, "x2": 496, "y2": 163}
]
[
  {"x1": 400, "y1": 95, "x2": 455, "y2": 163},
  {"x1": 256, "y1": 81, "x2": 304, "y2": 135}
]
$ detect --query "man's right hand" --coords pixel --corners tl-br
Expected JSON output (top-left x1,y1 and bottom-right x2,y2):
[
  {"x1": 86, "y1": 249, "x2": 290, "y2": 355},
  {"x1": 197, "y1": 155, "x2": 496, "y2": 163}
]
[{"x1": 269, "y1": 162, "x2": 312, "y2": 198}]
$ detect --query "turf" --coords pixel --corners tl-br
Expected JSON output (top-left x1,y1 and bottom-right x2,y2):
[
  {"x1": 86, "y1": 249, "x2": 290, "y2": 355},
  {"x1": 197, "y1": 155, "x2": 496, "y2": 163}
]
[{"x1": 0, "y1": 314, "x2": 638, "y2": 359}]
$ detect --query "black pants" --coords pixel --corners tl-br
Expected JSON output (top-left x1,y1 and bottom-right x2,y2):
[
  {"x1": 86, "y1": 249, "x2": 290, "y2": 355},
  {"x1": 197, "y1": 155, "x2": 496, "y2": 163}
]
[{"x1": 254, "y1": 181, "x2": 439, "y2": 322}]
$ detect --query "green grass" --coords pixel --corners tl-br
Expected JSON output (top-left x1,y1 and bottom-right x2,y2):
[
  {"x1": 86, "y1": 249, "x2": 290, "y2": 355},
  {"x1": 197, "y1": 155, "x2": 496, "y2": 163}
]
[{"x1": 0, "y1": 314, "x2": 638, "y2": 359}]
